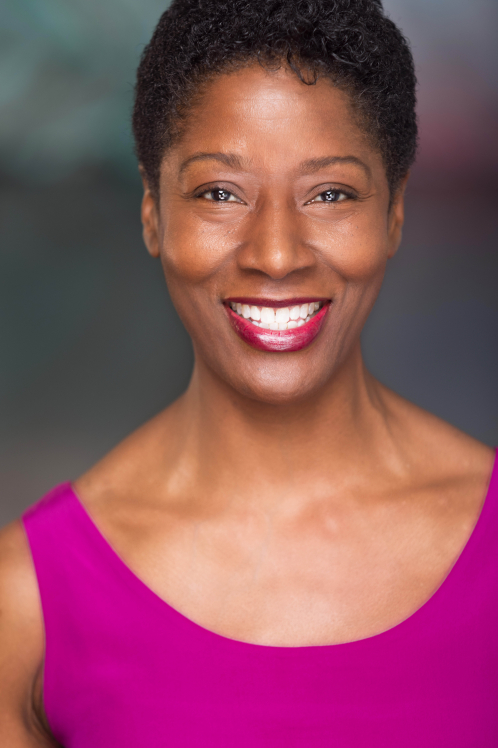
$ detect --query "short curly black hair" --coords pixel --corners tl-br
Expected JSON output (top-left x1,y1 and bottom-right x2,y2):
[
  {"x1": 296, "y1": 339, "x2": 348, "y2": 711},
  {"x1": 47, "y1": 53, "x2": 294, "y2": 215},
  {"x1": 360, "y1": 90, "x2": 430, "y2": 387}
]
[{"x1": 133, "y1": 0, "x2": 417, "y2": 197}]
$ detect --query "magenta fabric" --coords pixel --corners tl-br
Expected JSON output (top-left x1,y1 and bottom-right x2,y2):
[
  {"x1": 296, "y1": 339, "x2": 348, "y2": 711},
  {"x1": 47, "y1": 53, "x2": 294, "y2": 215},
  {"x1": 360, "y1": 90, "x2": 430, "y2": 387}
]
[{"x1": 23, "y1": 454, "x2": 498, "y2": 747}]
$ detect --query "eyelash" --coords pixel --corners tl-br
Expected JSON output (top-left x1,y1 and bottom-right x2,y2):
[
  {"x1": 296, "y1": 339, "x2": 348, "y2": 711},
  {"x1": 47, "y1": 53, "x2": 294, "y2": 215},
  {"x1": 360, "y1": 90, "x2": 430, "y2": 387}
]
[{"x1": 193, "y1": 185, "x2": 356, "y2": 204}]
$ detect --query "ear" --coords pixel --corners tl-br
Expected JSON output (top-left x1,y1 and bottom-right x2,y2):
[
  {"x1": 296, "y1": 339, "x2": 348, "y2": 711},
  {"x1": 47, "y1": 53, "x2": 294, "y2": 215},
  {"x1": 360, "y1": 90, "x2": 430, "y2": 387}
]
[
  {"x1": 386, "y1": 172, "x2": 409, "y2": 259},
  {"x1": 139, "y1": 167, "x2": 161, "y2": 259}
]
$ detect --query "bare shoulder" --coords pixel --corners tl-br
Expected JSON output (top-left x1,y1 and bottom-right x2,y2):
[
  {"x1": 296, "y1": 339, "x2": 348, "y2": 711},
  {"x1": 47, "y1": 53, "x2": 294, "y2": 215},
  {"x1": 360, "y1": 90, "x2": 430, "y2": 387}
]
[
  {"x1": 0, "y1": 520, "x2": 43, "y2": 654},
  {"x1": 383, "y1": 385, "x2": 495, "y2": 499},
  {"x1": 75, "y1": 402, "x2": 182, "y2": 515},
  {"x1": 0, "y1": 521, "x2": 54, "y2": 745}
]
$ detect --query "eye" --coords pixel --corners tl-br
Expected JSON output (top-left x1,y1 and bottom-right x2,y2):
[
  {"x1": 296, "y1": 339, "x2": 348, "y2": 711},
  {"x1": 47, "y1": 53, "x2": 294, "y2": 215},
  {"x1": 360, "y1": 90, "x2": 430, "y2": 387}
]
[
  {"x1": 199, "y1": 188, "x2": 241, "y2": 203},
  {"x1": 307, "y1": 189, "x2": 350, "y2": 204}
]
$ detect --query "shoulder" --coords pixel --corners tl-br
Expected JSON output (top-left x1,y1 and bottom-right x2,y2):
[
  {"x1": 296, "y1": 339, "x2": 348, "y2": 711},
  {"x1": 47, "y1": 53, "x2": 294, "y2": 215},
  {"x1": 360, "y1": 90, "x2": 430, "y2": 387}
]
[
  {"x1": 383, "y1": 385, "x2": 495, "y2": 500},
  {"x1": 0, "y1": 521, "x2": 48, "y2": 742},
  {"x1": 0, "y1": 520, "x2": 43, "y2": 641},
  {"x1": 74, "y1": 404, "x2": 182, "y2": 516}
]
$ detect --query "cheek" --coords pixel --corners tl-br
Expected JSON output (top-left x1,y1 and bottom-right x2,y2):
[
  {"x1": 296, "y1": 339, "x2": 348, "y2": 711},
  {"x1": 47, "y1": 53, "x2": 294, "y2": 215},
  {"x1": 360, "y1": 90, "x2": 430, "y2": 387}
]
[
  {"x1": 159, "y1": 209, "x2": 239, "y2": 284},
  {"x1": 307, "y1": 210, "x2": 389, "y2": 282}
]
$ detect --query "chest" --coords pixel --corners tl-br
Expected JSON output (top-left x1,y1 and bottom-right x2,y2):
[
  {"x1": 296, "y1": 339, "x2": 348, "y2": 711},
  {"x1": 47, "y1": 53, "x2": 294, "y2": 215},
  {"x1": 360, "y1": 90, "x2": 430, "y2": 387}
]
[{"x1": 100, "y1": 495, "x2": 479, "y2": 646}]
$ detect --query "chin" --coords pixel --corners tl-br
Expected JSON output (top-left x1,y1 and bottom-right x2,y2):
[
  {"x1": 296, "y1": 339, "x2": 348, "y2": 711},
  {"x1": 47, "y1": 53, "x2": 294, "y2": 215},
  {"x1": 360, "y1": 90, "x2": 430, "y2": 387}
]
[{"x1": 226, "y1": 361, "x2": 332, "y2": 407}]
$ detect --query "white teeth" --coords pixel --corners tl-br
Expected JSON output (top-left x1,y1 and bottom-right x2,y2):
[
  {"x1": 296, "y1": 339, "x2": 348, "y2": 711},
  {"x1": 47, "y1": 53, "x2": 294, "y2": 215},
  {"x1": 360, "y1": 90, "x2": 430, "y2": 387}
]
[
  {"x1": 260, "y1": 307, "x2": 275, "y2": 324},
  {"x1": 230, "y1": 301, "x2": 322, "y2": 331},
  {"x1": 275, "y1": 307, "x2": 290, "y2": 324}
]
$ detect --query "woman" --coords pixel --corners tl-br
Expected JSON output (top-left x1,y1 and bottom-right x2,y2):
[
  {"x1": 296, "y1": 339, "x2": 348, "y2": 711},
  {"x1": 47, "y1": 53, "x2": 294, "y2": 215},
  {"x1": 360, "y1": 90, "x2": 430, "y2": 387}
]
[{"x1": 0, "y1": 0, "x2": 496, "y2": 745}]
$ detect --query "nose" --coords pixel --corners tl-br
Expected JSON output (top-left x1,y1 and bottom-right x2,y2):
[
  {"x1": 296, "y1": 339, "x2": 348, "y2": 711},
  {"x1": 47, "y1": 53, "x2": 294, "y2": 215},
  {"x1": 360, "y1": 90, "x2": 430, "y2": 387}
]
[{"x1": 236, "y1": 198, "x2": 315, "y2": 280}]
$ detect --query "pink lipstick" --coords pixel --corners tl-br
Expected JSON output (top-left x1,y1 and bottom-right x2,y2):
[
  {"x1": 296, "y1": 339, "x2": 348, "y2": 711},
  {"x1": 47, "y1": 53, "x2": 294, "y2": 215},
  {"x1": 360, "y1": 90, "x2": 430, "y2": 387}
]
[{"x1": 225, "y1": 298, "x2": 330, "y2": 352}]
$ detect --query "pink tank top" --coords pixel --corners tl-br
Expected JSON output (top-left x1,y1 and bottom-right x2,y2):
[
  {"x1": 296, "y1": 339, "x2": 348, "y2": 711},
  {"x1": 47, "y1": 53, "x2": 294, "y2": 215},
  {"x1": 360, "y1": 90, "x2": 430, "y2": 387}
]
[{"x1": 23, "y1": 455, "x2": 498, "y2": 747}]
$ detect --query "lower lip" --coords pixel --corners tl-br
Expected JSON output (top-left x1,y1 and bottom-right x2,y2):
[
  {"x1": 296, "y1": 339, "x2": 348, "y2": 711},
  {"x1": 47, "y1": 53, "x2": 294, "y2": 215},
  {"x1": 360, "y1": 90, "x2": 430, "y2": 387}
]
[{"x1": 226, "y1": 304, "x2": 330, "y2": 352}]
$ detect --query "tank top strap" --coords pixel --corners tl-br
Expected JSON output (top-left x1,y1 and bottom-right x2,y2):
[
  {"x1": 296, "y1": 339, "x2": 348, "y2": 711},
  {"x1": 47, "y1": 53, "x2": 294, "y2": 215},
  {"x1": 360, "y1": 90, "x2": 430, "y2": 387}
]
[
  {"x1": 22, "y1": 482, "x2": 115, "y2": 603},
  {"x1": 22, "y1": 481, "x2": 141, "y2": 638},
  {"x1": 24, "y1": 482, "x2": 82, "y2": 550},
  {"x1": 22, "y1": 483, "x2": 139, "y2": 745}
]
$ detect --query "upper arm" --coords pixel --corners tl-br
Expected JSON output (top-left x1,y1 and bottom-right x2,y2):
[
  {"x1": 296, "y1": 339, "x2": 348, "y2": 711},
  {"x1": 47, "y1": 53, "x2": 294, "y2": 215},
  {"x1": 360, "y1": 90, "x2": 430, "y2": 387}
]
[{"x1": 0, "y1": 521, "x2": 57, "y2": 746}]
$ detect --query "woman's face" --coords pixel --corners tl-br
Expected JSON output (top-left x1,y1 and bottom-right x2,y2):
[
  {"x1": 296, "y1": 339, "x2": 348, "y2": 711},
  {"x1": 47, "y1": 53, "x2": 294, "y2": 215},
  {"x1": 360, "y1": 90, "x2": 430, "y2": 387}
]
[{"x1": 142, "y1": 64, "x2": 406, "y2": 404}]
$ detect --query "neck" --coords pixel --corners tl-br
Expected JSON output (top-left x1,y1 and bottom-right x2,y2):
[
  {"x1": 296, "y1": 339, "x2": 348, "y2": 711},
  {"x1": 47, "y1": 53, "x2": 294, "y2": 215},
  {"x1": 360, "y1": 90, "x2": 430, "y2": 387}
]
[{"x1": 161, "y1": 343, "x2": 403, "y2": 511}]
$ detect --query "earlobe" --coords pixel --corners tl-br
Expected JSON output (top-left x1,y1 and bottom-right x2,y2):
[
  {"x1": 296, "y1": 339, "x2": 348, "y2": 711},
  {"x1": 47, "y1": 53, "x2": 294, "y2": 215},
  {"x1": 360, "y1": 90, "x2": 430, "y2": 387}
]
[
  {"x1": 140, "y1": 169, "x2": 161, "y2": 258},
  {"x1": 387, "y1": 173, "x2": 409, "y2": 259}
]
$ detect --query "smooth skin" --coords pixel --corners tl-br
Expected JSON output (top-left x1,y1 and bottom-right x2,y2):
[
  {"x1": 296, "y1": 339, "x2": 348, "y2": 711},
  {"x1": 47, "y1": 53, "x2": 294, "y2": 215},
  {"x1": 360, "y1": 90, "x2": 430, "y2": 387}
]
[{"x1": 0, "y1": 65, "x2": 494, "y2": 745}]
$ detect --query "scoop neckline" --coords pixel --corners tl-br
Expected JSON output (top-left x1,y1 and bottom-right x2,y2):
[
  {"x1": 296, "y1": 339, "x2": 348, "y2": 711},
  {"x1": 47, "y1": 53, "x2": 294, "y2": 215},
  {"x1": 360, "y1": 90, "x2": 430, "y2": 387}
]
[{"x1": 69, "y1": 451, "x2": 497, "y2": 652}]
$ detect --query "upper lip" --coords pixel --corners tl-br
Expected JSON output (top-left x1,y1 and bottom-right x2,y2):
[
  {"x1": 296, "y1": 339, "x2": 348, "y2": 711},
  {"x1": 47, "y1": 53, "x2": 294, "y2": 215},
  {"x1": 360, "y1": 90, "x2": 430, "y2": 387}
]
[{"x1": 224, "y1": 297, "x2": 330, "y2": 308}]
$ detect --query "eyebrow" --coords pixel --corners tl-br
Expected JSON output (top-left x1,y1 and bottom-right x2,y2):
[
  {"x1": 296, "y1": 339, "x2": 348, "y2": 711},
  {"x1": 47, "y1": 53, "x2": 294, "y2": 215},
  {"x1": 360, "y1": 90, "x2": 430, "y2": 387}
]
[
  {"x1": 299, "y1": 156, "x2": 371, "y2": 178},
  {"x1": 178, "y1": 152, "x2": 371, "y2": 178},
  {"x1": 179, "y1": 152, "x2": 245, "y2": 175}
]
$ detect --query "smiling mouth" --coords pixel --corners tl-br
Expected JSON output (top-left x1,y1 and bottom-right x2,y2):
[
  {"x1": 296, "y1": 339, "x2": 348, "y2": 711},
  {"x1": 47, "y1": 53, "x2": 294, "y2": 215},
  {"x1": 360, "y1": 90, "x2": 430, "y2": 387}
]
[
  {"x1": 225, "y1": 298, "x2": 330, "y2": 352},
  {"x1": 229, "y1": 300, "x2": 323, "y2": 330}
]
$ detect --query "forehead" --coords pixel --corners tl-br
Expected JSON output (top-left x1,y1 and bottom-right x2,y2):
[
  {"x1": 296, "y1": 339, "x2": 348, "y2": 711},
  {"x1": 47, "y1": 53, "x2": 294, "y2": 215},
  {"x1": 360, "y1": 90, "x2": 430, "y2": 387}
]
[{"x1": 165, "y1": 64, "x2": 384, "y2": 177}]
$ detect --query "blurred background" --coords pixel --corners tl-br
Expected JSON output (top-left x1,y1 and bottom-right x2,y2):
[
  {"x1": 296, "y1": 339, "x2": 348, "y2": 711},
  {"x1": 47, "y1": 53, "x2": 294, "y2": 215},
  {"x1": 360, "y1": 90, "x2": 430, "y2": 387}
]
[{"x1": 1, "y1": 0, "x2": 497, "y2": 524}]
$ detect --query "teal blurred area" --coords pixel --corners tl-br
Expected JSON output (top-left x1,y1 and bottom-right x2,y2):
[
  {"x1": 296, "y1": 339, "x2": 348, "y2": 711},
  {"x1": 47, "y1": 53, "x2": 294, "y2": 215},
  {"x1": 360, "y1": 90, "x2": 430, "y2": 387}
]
[
  {"x1": 1, "y1": 0, "x2": 497, "y2": 523},
  {"x1": 0, "y1": 0, "x2": 170, "y2": 183}
]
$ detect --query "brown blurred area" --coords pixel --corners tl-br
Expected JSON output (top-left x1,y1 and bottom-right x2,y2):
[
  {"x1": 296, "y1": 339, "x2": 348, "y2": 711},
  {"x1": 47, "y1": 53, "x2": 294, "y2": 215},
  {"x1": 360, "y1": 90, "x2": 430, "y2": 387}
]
[{"x1": 1, "y1": 0, "x2": 497, "y2": 524}]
